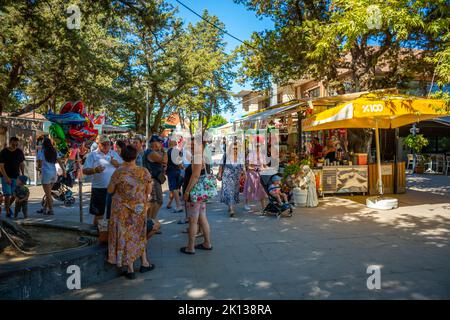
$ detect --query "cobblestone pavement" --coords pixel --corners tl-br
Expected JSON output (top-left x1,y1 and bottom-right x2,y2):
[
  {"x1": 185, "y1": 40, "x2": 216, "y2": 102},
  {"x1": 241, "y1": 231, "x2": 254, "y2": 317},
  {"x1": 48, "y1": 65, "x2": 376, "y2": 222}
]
[{"x1": 18, "y1": 174, "x2": 450, "y2": 299}]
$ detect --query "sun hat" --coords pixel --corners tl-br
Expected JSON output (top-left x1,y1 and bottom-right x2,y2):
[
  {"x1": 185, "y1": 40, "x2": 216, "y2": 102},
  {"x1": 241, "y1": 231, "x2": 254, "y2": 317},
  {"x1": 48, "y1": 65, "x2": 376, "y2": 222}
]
[{"x1": 271, "y1": 175, "x2": 282, "y2": 182}]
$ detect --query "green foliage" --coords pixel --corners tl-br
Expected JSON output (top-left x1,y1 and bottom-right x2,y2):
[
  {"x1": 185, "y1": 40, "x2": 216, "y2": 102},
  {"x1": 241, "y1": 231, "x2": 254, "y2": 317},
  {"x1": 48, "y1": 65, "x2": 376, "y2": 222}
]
[
  {"x1": 299, "y1": 158, "x2": 312, "y2": 167},
  {"x1": 0, "y1": 1, "x2": 236, "y2": 134},
  {"x1": 404, "y1": 134, "x2": 429, "y2": 154},
  {"x1": 283, "y1": 163, "x2": 301, "y2": 178},
  {"x1": 207, "y1": 115, "x2": 228, "y2": 129},
  {"x1": 234, "y1": 0, "x2": 450, "y2": 93}
]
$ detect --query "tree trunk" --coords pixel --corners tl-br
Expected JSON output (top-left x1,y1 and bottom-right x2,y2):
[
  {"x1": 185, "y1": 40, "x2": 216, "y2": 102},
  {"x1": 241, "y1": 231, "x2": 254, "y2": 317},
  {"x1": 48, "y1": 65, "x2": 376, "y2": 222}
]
[
  {"x1": 150, "y1": 92, "x2": 166, "y2": 134},
  {"x1": 0, "y1": 58, "x2": 24, "y2": 115}
]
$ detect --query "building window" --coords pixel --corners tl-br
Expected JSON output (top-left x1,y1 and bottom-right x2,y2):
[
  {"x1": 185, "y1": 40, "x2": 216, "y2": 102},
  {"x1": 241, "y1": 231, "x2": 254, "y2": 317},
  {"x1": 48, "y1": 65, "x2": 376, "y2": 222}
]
[{"x1": 302, "y1": 87, "x2": 320, "y2": 98}]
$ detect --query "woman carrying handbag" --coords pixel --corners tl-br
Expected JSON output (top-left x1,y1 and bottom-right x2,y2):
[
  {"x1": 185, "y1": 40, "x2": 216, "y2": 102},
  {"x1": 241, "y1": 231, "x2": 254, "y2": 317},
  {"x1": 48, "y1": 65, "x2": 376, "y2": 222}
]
[{"x1": 180, "y1": 141, "x2": 215, "y2": 255}]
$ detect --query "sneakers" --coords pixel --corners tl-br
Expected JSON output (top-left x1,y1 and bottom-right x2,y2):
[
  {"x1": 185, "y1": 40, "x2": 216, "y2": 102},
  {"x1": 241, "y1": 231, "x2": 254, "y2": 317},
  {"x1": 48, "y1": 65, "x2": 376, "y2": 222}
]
[{"x1": 244, "y1": 205, "x2": 251, "y2": 211}]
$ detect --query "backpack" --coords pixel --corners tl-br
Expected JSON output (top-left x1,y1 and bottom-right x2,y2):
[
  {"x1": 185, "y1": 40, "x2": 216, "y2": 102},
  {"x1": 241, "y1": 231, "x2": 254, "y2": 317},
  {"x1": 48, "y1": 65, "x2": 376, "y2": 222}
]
[{"x1": 143, "y1": 149, "x2": 166, "y2": 184}]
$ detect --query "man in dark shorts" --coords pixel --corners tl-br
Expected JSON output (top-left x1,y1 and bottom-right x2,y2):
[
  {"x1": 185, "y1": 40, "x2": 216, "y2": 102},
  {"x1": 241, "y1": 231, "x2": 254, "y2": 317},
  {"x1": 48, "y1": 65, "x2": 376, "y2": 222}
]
[
  {"x1": 0, "y1": 137, "x2": 25, "y2": 218},
  {"x1": 83, "y1": 135, "x2": 122, "y2": 226}
]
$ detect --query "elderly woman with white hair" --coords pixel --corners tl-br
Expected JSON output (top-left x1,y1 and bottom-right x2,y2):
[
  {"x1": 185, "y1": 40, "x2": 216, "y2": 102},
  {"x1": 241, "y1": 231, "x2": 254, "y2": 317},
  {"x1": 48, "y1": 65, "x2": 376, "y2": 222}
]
[{"x1": 301, "y1": 165, "x2": 319, "y2": 207}]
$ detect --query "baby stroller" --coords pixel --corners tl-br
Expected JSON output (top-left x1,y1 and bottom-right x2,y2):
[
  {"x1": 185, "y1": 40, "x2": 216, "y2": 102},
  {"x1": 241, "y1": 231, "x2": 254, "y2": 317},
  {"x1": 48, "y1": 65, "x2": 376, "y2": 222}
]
[
  {"x1": 41, "y1": 174, "x2": 76, "y2": 207},
  {"x1": 260, "y1": 174, "x2": 293, "y2": 219}
]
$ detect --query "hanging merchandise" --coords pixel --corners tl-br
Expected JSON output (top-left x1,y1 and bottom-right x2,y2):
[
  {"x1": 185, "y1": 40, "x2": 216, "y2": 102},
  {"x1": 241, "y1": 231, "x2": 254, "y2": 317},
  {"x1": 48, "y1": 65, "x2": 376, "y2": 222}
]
[{"x1": 45, "y1": 100, "x2": 99, "y2": 156}]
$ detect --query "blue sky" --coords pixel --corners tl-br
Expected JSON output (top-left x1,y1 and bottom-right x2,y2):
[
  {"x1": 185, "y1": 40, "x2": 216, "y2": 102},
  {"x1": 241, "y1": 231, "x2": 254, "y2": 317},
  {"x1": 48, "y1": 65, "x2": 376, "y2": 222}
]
[{"x1": 166, "y1": 0, "x2": 274, "y2": 121}]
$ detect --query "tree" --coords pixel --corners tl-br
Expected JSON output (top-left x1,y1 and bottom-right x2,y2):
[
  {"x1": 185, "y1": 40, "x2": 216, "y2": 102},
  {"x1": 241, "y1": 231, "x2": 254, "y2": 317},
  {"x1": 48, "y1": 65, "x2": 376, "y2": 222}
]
[
  {"x1": 0, "y1": 0, "x2": 237, "y2": 135},
  {"x1": 174, "y1": 11, "x2": 236, "y2": 135},
  {"x1": 208, "y1": 115, "x2": 228, "y2": 129},
  {"x1": 234, "y1": 0, "x2": 449, "y2": 94},
  {"x1": 234, "y1": 0, "x2": 449, "y2": 157}
]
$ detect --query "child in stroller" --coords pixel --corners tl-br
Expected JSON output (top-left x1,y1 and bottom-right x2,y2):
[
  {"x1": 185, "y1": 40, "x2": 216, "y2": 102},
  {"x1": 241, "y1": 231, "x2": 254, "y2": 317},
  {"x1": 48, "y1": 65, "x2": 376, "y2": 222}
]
[
  {"x1": 261, "y1": 174, "x2": 293, "y2": 218},
  {"x1": 41, "y1": 172, "x2": 76, "y2": 207}
]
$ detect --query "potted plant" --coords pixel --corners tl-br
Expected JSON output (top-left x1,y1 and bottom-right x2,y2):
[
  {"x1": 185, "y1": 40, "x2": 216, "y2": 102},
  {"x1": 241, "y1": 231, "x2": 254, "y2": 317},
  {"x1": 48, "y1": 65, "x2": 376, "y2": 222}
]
[
  {"x1": 283, "y1": 163, "x2": 301, "y2": 179},
  {"x1": 403, "y1": 134, "x2": 429, "y2": 173}
]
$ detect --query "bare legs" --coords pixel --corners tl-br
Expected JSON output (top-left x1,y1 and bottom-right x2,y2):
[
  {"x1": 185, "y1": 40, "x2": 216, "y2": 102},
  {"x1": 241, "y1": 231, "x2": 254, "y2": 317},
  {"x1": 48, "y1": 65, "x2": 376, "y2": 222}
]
[
  {"x1": 185, "y1": 203, "x2": 211, "y2": 253},
  {"x1": 42, "y1": 183, "x2": 54, "y2": 214},
  {"x1": 4, "y1": 195, "x2": 13, "y2": 216},
  {"x1": 148, "y1": 203, "x2": 162, "y2": 220},
  {"x1": 167, "y1": 189, "x2": 181, "y2": 210}
]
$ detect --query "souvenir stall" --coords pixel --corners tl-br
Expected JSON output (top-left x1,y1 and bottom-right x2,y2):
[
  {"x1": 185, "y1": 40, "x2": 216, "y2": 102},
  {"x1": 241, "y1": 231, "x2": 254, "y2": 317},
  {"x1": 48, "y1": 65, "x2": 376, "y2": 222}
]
[
  {"x1": 302, "y1": 93, "x2": 448, "y2": 209},
  {"x1": 301, "y1": 126, "x2": 370, "y2": 195},
  {"x1": 234, "y1": 101, "x2": 305, "y2": 169}
]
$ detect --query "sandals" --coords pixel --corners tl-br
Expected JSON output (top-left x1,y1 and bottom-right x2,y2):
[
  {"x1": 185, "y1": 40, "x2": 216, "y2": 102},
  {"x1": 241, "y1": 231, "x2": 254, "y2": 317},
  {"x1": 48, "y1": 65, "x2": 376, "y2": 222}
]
[
  {"x1": 140, "y1": 264, "x2": 155, "y2": 273},
  {"x1": 180, "y1": 247, "x2": 195, "y2": 255},
  {"x1": 195, "y1": 244, "x2": 212, "y2": 251}
]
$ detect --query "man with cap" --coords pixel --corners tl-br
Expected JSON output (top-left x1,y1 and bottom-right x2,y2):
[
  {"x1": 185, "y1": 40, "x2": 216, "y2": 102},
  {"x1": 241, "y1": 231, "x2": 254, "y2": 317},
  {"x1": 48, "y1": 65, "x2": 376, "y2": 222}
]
[
  {"x1": 83, "y1": 135, "x2": 123, "y2": 227},
  {"x1": 143, "y1": 134, "x2": 167, "y2": 223}
]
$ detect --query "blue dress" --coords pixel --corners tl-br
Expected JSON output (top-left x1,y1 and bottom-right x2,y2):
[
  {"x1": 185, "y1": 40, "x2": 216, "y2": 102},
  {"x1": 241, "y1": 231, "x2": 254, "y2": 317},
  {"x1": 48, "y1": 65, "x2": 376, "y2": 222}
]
[{"x1": 220, "y1": 163, "x2": 244, "y2": 206}]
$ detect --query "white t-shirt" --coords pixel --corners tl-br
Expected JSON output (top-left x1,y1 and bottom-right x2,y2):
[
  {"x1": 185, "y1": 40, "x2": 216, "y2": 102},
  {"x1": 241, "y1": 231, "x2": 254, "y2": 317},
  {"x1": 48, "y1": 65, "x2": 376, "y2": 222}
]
[{"x1": 83, "y1": 149, "x2": 123, "y2": 188}]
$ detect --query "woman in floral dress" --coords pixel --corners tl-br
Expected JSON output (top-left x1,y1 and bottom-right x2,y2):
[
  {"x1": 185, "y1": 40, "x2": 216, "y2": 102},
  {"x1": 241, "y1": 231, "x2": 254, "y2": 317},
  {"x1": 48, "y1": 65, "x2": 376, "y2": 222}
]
[
  {"x1": 218, "y1": 142, "x2": 244, "y2": 217},
  {"x1": 107, "y1": 145, "x2": 153, "y2": 279}
]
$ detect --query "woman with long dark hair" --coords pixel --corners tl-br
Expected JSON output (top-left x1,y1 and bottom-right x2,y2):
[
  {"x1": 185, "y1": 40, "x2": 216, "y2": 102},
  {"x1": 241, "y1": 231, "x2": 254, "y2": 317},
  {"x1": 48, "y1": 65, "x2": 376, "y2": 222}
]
[
  {"x1": 37, "y1": 137, "x2": 66, "y2": 215},
  {"x1": 180, "y1": 138, "x2": 213, "y2": 254}
]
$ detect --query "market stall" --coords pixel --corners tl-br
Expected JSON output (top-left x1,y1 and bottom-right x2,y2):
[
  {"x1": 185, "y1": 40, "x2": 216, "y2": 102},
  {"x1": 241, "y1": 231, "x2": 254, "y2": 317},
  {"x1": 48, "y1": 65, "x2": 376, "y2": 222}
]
[{"x1": 302, "y1": 93, "x2": 448, "y2": 209}]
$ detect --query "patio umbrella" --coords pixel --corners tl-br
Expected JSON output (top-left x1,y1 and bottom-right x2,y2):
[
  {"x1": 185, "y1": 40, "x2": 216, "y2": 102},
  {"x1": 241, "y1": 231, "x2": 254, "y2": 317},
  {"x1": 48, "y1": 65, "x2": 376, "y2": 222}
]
[{"x1": 302, "y1": 93, "x2": 448, "y2": 208}]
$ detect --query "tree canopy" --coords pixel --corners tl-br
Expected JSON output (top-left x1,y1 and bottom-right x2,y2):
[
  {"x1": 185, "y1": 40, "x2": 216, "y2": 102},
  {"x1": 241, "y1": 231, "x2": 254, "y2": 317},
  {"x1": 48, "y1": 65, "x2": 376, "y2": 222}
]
[
  {"x1": 0, "y1": 0, "x2": 236, "y2": 132},
  {"x1": 234, "y1": 0, "x2": 450, "y2": 95}
]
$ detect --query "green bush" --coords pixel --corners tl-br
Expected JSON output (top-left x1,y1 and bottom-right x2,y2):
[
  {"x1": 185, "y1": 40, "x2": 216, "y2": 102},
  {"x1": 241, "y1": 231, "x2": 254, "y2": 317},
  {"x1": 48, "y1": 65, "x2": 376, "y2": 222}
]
[
  {"x1": 283, "y1": 163, "x2": 301, "y2": 178},
  {"x1": 404, "y1": 134, "x2": 429, "y2": 154}
]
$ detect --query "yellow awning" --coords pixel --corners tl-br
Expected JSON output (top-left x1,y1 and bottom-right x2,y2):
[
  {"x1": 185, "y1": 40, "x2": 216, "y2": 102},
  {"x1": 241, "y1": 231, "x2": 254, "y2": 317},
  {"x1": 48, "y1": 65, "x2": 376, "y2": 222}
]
[{"x1": 302, "y1": 94, "x2": 449, "y2": 131}]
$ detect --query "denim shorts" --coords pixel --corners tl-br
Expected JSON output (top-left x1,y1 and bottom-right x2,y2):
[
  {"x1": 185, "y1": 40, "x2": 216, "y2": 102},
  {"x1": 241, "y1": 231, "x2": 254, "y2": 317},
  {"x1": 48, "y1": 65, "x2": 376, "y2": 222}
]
[
  {"x1": 167, "y1": 170, "x2": 182, "y2": 191},
  {"x1": 1, "y1": 177, "x2": 17, "y2": 196}
]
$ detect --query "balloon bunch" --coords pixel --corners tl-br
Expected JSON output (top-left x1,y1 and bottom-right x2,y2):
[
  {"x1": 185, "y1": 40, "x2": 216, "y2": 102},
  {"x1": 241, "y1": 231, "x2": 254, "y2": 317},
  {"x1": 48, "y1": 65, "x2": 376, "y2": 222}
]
[{"x1": 45, "y1": 100, "x2": 99, "y2": 156}]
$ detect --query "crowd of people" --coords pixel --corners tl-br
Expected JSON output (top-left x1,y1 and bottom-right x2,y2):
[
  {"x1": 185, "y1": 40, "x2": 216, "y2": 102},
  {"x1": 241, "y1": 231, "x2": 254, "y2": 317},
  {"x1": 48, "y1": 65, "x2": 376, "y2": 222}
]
[{"x1": 0, "y1": 132, "x2": 316, "y2": 280}]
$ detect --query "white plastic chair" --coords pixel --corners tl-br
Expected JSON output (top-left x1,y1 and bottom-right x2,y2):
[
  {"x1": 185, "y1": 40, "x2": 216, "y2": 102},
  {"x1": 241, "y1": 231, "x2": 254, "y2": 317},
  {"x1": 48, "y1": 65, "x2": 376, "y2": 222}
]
[
  {"x1": 445, "y1": 156, "x2": 450, "y2": 176},
  {"x1": 406, "y1": 154, "x2": 414, "y2": 171},
  {"x1": 435, "y1": 154, "x2": 445, "y2": 174}
]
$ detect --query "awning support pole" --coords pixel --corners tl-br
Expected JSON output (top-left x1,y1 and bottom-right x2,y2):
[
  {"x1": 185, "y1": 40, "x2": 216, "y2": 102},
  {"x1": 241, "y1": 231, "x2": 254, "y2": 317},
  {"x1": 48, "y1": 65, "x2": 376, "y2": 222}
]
[
  {"x1": 375, "y1": 120, "x2": 383, "y2": 195},
  {"x1": 297, "y1": 111, "x2": 302, "y2": 158}
]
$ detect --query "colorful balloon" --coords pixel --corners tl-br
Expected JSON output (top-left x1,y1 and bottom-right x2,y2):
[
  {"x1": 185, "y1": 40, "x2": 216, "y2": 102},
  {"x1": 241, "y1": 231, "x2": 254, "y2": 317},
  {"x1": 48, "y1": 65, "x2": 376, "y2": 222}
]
[
  {"x1": 45, "y1": 112, "x2": 86, "y2": 125},
  {"x1": 60, "y1": 101, "x2": 74, "y2": 114},
  {"x1": 48, "y1": 100, "x2": 98, "y2": 151},
  {"x1": 49, "y1": 123, "x2": 69, "y2": 155}
]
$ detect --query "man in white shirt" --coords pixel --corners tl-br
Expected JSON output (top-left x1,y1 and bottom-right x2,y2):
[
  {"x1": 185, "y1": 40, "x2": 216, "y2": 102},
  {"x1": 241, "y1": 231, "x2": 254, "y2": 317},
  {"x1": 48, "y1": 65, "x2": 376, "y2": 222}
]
[{"x1": 83, "y1": 135, "x2": 122, "y2": 226}]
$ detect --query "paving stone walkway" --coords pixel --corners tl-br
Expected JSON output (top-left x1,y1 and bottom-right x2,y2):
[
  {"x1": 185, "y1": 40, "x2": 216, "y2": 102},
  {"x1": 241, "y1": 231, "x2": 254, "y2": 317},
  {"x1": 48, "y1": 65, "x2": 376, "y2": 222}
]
[{"x1": 22, "y1": 174, "x2": 450, "y2": 299}]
